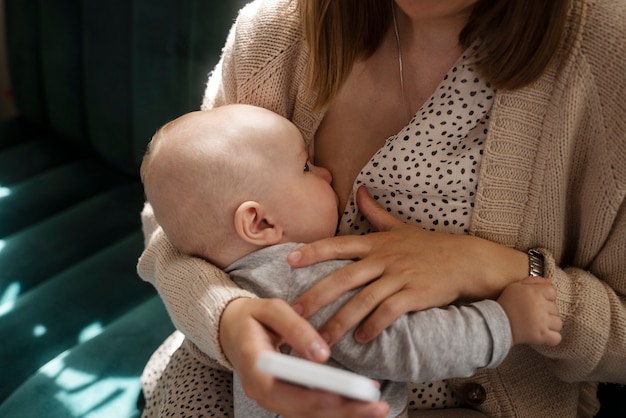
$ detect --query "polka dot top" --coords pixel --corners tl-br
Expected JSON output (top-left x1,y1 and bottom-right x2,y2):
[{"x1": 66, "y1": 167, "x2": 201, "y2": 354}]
[
  {"x1": 338, "y1": 49, "x2": 494, "y2": 238},
  {"x1": 337, "y1": 49, "x2": 494, "y2": 410}
]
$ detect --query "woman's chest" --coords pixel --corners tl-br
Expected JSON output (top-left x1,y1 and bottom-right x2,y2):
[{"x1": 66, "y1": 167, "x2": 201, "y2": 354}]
[
  {"x1": 313, "y1": 66, "x2": 415, "y2": 211},
  {"x1": 314, "y1": 106, "x2": 401, "y2": 213}
]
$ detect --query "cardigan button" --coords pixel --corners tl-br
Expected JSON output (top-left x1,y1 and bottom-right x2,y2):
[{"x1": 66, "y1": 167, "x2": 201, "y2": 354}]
[{"x1": 460, "y1": 382, "x2": 487, "y2": 406}]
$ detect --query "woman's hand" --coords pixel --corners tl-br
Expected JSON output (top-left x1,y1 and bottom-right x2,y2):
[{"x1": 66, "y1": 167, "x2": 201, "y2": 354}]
[
  {"x1": 289, "y1": 186, "x2": 528, "y2": 345},
  {"x1": 220, "y1": 297, "x2": 390, "y2": 418}
]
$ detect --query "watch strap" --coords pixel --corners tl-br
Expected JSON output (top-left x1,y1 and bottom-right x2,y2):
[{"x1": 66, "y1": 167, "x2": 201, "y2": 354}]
[{"x1": 528, "y1": 249, "x2": 545, "y2": 277}]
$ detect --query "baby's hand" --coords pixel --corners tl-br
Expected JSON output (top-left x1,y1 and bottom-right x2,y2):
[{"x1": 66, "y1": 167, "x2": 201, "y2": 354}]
[{"x1": 497, "y1": 277, "x2": 563, "y2": 347}]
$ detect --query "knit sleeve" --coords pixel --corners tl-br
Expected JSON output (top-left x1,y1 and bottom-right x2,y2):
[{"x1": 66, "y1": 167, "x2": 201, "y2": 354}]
[
  {"x1": 532, "y1": 201, "x2": 626, "y2": 383},
  {"x1": 529, "y1": 0, "x2": 626, "y2": 383},
  {"x1": 137, "y1": 203, "x2": 257, "y2": 369}
]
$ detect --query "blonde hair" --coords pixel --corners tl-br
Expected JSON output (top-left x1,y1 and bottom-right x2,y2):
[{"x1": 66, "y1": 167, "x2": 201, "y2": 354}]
[
  {"x1": 298, "y1": 0, "x2": 570, "y2": 108},
  {"x1": 298, "y1": 0, "x2": 391, "y2": 108}
]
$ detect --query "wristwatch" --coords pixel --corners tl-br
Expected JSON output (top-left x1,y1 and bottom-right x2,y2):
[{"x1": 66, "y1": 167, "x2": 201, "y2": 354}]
[{"x1": 528, "y1": 249, "x2": 545, "y2": 277}]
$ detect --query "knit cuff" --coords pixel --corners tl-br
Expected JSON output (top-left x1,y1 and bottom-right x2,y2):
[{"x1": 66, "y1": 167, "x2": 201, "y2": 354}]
[{"x1": 537, "y1": 247, "x2": 577, "y2": 321}]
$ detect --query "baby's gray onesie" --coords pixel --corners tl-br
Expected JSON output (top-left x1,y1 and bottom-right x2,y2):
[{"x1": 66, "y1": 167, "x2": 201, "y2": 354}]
[{"x1": 225, "y1": 243, "x2": 511, "y2": 418}]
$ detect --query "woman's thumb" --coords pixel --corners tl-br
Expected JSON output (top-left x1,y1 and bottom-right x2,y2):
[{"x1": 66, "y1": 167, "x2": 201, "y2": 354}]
[{"x1": 356, "y1": 186, "x2": 402, "y2": 232}]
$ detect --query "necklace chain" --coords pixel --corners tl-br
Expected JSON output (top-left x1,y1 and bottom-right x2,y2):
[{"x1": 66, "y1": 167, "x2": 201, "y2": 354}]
[{"x1": 392, "y1": 4, "x2": 411, "y2": 122}]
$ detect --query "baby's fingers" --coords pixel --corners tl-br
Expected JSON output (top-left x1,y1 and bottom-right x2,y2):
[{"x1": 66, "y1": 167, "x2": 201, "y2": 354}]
[
  {"x1": 540, "y1": 329, "x2": 563, "y2": 347},
  {"x1": 538, "y1": 302, "x2": 563, "y2": 347},
  {"x1": 543, "y1": 315, "x2": 563, "y2": 346}
]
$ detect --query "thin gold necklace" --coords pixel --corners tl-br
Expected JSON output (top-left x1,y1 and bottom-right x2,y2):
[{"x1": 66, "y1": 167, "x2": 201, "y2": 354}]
[{"x1": 392, "y1": 4, "x2": 412, "y2": 122}]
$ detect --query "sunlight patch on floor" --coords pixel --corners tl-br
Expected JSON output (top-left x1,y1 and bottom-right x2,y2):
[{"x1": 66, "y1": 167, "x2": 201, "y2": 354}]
[
  {"x1": 40, "y1": 351, "x2": 141, "y2": 418},
  {"x1": 0, "y1": 186, "x2": 10, "y2": 198},
  {"x1": 0, "y1": 281, "x2": 20, "y2": 316},
  {"x1": 33, "y1": 324, "x2": 48, "y2": 337},
  {"x1": 78, "y1": 322, "x2": 104, "y2": 344}
]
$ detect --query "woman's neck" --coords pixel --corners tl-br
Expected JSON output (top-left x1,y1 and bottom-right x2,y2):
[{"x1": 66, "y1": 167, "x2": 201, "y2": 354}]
[{"x1": 393, "y1": 4, "x2": 471, "y2": 57}]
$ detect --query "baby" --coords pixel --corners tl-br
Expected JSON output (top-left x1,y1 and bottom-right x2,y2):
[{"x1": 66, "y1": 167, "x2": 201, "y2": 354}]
[{"x1": 141, "y1": 104, "x2": 561, "y2": 418}]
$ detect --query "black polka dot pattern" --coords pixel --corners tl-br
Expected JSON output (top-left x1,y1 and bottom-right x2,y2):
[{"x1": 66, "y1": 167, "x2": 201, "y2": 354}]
[
  {"x1": 338, "y1": 54, "x2": 493, "y2": 239},
  {"x1": 407, "y1": 381, "x2": 462, "y2": 410},
  {"x1": 141, "y1": 336, "x2": 234, "y2": 418},
  {"x1": 338, "y1": 51, "x2": 494, "y2": 410}
]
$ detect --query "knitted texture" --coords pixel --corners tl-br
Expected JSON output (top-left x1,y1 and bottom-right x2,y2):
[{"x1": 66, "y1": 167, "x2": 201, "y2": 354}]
[
  {"x1": 138, "y1": 0, "x2": 626, "y2": 415},
  {"x1": 138, "y1": 204, "x2": 256, "y2": 369}
]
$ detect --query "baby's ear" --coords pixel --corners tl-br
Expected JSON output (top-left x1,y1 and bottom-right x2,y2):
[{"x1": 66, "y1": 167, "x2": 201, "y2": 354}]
[{"x1": 234, "y1": 201, "x2": 283, "y2": 245}]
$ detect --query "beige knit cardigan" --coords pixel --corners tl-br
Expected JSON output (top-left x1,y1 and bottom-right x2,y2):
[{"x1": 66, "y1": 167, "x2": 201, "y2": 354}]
[{"x1": 138, "y1": 0, "x2": 626, "y2": 416}]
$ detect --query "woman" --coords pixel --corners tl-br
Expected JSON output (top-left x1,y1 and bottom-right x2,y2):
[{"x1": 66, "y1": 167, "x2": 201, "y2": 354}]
[{"x1": 138, "y1": 0, "x2": 626, "y2": 416}]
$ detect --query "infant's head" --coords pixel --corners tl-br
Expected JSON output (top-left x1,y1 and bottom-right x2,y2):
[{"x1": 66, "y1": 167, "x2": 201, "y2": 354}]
[{"x1": 141, "y1": 104, "x2": 338, "y2": 268}]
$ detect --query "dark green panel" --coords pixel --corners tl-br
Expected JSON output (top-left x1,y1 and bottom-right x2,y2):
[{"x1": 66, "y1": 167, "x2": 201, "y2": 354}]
[
  {"x1": 0, "y1": 159, "x2": 131, "y2": 237},
  {"x1": 38, "y1": 0, "x2": 86, "y2": 145},
  {"x1": 0, "y1": 117, "x2": 45, "y2": 151},
  {"x1": 129, "y1": 0, "x2": 250, "y2": 171},
  {"x1": 0, "y1": 183, "x2": 145, "y2": 294},
  {"x1": 0, "y1": 137, "x2": 81, "y2": 185},
  {"x1": 82, "y1": 0, "x2": 133, "y2": 173},
  {"x1": 5, "y1": 0, "x2": 47, "y2": 126}
]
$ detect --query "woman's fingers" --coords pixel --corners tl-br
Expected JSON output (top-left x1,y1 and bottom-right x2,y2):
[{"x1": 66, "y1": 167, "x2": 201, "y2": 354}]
[
  {"x1": 290, "y1": 186, "x2": 529, "y2": 351},
  {"x1": 352, "y1": 289, "x2": 419, "y2": 343},
  {"x1": 314, "y1": 273, "x2": 412, "y2": 345},
  {"x1": 286, "y1": 187, "x2": 402, "y2": 268},
  {"x1": 253, "y1": 298, "x2": 331, "y2": 362},
  {"x1": 221, "y1": 299, "x2": 389, "y2": 418},
  {"x1": 242, "y1": 367, "x2": 339, "y2": 412},
  {"x1": 287, "y1": 234, "x2": 372, "y2": 267},
  {"x1": 355, "y1": 186, "x2": 404, "y2": 232},
  {"x1": 250, "y1": 379, "x2": 389, "y2": 418},
  {"x1": 292, "y1": 257, "x2": 385, "y2": 319},
  {"x1": 241, "y1": 349, "x2": 390, "y2": 418},
  {"x1": 221, "y1": 298, "x2": 330, "y2": 367}
]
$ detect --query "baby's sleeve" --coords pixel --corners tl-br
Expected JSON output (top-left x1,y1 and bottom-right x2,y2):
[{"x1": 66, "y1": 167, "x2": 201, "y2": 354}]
[{"x1": 328, "y1": 299, "x2": 512, "y2": 382}]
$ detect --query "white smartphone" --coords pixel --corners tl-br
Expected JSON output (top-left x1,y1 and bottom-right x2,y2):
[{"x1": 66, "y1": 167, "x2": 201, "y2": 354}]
[{"x1": 255, "y1": 351, "x2": 381, "y2": 402}]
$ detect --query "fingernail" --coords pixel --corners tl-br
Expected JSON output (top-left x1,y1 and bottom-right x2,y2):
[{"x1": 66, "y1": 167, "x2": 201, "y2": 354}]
[
  {"x1": 355, "y1": 329, "x2": 368, "y2": 343},
  {"x1": 308, "y1": 340, "x2": 329, "y2": 361},
  {"x1": 291, "y1": 303, "x2": 303, "y2": 316},
  {"x1": 288, "y1": 251, "x2": 302, "y2": 263}
]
